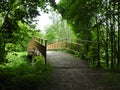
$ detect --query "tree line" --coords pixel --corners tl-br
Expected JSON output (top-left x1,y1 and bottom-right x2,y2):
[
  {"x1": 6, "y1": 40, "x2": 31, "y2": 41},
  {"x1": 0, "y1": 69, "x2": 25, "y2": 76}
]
[{"x1": 56, "y1": 0, "x2": 120, "y2": 69}]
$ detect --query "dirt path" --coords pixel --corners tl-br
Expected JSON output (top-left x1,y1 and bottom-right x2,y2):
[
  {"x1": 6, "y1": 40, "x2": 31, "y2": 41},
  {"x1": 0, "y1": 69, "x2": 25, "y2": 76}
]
[{"x1": 47, "y1": 51, "x2": 120, "y2": 90}]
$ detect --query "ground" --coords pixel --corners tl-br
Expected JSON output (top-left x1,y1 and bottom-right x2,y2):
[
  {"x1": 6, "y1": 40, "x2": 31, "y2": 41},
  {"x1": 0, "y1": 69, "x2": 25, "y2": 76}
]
[{"x1": 47, "y1": 51, "x2": 120, "y2": 90}]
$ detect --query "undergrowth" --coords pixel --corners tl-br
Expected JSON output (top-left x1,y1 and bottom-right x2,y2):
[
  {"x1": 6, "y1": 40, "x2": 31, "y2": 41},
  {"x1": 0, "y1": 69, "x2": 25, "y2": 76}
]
[{"x1": 0, "y1": 52, "x2": 52, "y2": 90}]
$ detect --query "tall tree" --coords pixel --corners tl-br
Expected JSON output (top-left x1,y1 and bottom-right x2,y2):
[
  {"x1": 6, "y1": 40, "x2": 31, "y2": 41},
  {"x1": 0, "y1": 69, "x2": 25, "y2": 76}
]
[{"x1": 0, "y1": 0, "x2": 56, "y2": 63}]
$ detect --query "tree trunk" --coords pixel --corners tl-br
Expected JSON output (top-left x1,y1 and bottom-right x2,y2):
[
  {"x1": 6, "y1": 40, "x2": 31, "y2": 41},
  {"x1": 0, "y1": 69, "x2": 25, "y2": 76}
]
[
  {"x1": 0, "y1": 33, "x2": 6, "y2": 63},
  {"x1": 96, "y1": 16, "x2": 101, "y2": 68},
  {"x1": 117, "y1": 1, "x2": 120, "y2": 68},
  {"x1": 105, "y1": 0, "x2": 109, "y2": 69}
]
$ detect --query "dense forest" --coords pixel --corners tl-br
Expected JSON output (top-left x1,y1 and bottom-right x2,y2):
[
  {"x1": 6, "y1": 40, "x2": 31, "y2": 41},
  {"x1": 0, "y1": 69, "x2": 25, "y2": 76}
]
[{"x1": 55, "y1": 0, "x2": 120, "y2": 70}]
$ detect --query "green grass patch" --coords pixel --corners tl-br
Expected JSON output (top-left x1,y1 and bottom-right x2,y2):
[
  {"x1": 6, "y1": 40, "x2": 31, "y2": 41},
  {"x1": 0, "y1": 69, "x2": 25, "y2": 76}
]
[{"x1": 0, "y1": 52, "x2": 53, "y2": 90}]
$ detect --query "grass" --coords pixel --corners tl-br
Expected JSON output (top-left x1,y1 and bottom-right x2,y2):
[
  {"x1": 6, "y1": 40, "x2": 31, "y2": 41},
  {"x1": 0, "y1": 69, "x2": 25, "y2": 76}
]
[{"x1": 0, "y1": 51, "x2": 53, "y2": 90}]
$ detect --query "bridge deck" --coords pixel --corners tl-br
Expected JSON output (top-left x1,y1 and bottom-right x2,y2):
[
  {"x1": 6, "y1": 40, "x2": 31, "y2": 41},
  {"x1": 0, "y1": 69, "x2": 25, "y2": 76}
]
[{"x1": 47, "y1": 51, "x2": 120, "y2": 90}]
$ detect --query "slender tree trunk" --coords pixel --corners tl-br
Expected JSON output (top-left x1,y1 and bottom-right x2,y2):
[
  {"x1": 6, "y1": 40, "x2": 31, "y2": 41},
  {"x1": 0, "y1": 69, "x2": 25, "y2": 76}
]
[
  {"x1": 96, "y1": 16, "x2": 101, "y2": 68},
  {"x1": 105, "y1": 0, "x2": 109, "y2": 69},
  {"x1": 117, "y1": 1, "x2": 120, "y2": 68},
  {"x1": 0, "y1": 33, "x2": 6, "y2": 63},
  {"x1": 108, "y1": 1, "x2": 114, "y2": 69},
  {"x1": 112, "y1": 1, "x2": 116, "y2": 68},
  {"x1": 86, "y1": 24, "x2": 91, "y2": 57},
  {"x1": 0, "y1": 11, "x2": 10, "y2": 64}
]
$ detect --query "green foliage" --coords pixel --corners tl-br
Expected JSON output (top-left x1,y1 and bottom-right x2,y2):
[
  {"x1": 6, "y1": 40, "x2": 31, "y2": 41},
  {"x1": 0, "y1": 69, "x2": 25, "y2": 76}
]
[
  {"x1": 45, "y1": 11, "x2": 76, "y2": 44},
  {"x1": 58, "y1": 0, "x2": 98, "y2": 35},
  {"x1": 56, "y1": 0, "x2": 120, "y2": 70},
  {"x1": 0, "y1": 0, "x2": 55, "y2": 63},
  {"x1": 5, "y1": 24, "x2": 43, "y2": 52},
  {"x1": 0, "y1": 52, "x2": 52, "y2": 90},
  {"x1": 5, "y1": 52, "x2": 27, "y2": 67},
  {"x1": 14, "y1": 22, "x2": 43, "y2": 51},
  {"x1": 74, "y1": 51, "x2": 81, "y2": 58},
  {"x1": 57, "y1": 0, "x2": 100, "y2": 66}
]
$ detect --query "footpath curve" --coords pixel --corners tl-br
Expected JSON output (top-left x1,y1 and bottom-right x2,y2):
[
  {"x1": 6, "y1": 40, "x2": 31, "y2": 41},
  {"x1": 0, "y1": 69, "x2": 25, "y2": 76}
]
[{"x1": 47, "y1": 51, "x2": 120, "y2": 90}]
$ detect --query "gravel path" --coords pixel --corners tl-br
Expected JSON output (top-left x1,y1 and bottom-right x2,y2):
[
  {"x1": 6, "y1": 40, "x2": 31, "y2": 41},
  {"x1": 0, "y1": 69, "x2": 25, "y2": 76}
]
[{"x1": 47, "y1": 51, "x2": 120, "y2": 90}]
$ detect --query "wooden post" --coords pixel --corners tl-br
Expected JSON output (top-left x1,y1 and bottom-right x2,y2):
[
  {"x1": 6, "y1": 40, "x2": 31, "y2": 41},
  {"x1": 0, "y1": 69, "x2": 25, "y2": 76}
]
[{"x1": 45, "y1": 40, "x2": 47, "y2": 65}]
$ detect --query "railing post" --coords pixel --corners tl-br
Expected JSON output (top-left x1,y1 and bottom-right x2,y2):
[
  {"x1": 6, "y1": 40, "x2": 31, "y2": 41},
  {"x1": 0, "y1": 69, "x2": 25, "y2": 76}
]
[{"x1": 45, "y1": 40, "x2": 47, "y2": 65}]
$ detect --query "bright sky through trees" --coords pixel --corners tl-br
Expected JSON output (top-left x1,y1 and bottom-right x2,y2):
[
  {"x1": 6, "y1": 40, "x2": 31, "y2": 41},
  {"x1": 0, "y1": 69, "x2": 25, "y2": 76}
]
[
  {"x1": 35, "y1": 12, "x2": 52, "y2": 31},
  {"x1": 35, "y1": 0, "x2": 60, "y2": 32}
]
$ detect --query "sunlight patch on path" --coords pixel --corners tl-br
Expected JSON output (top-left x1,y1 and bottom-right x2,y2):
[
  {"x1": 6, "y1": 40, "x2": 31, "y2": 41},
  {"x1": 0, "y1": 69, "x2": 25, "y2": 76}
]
[{"x1": 47, "y1": 51, "x2": 89, "y2": 68}]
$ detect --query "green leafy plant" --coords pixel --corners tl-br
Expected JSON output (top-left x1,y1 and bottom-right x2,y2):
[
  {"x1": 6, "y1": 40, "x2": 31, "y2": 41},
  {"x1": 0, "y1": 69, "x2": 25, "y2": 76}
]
[{"x1": 0, "y1": 52, "x2": 53, "y2": 90}]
